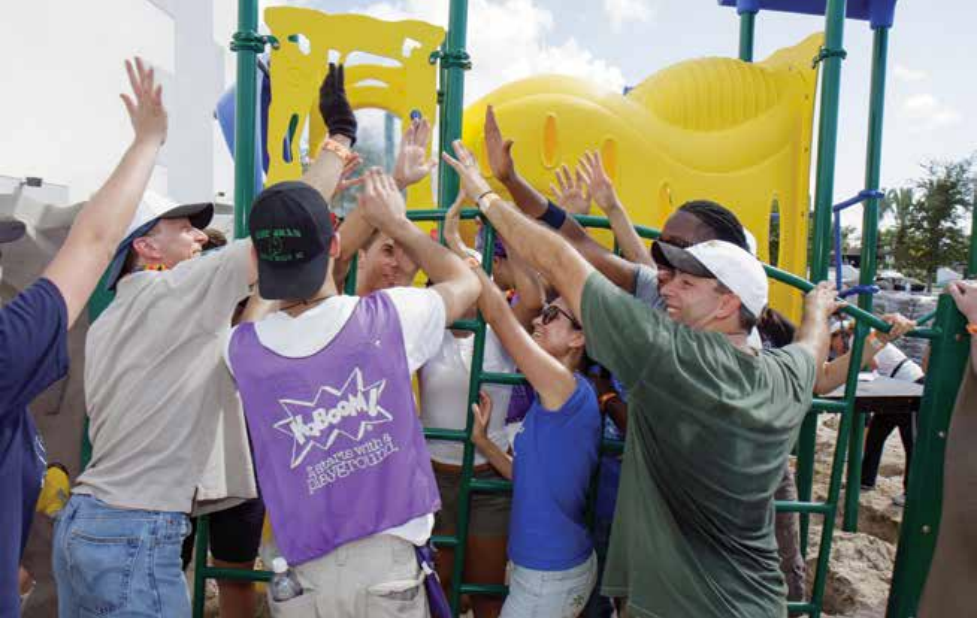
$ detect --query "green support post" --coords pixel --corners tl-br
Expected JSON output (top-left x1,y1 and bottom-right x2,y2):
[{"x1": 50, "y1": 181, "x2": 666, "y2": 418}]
[
  {"x1": 232, "y1": 0, "x2": 261, "y2": 239},
  {"x1": 796, "y1": 0, "x2": 848, "y2": 557},
  {"x1": 843, "y1": 25, "x2": 890, "y2": 532},
  {"x1": 738, "y1": 9, "x2": 757, "y2": 62},
  {"x1": 809, "y1": 0, "x2": 848, "y2": 281},
  {"x1": 886, "y1": 295, "x2": 969, "y2": 617},
  {"x1": 436, "y1": 0, "x2": 470, "y2": 211},
  {"x1": 968, "y1": 202, "x2": 976, "y2": 278}
]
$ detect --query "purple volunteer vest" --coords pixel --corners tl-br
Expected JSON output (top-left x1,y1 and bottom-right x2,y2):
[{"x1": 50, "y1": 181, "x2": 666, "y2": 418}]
[{"x1": 228, "y1": 293, "x2": 440, "y2": 566}]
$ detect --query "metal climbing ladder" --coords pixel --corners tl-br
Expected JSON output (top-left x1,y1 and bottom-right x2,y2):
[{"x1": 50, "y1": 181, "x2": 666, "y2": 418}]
[{"x1": 75, "y1": 1, "x2": 974, "y2": 617}]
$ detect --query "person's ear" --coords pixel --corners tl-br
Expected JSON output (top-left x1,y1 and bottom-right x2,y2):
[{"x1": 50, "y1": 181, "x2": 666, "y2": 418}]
[
  {"x1": 569, "y1": 328, "x2": 586, "y2": 352},
  {"x1": 132, "y1": 236, "x2": 162, "y2": 263},
  {"x1": 330, "y1": 232, "x2": 341, "y2": 259},
  {"x1": 714, "y1": 292, "x2": 742, "y2": 322}
]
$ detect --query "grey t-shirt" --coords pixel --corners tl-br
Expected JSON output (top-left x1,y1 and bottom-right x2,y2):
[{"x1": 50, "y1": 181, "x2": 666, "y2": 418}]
[
  {"x1": 633, "y1": 263, "x2": 663, "y2": 308},
  {"x1": 74, "y1": 240, "x2": 253, "y2": 513}
]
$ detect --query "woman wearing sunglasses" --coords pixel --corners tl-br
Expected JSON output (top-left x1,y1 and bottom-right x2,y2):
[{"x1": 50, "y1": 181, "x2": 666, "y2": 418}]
[{"x1": 443, "y1": 197, "x2": 602, "y2": 618}]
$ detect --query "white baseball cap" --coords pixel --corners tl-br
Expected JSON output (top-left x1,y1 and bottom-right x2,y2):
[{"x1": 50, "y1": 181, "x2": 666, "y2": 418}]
[
  {"x1": 104, "y1": 191, "x2": 214, "y2": 289},
  {"x1": 656, "y1": 239, "x2": 769, "y2": 318}
]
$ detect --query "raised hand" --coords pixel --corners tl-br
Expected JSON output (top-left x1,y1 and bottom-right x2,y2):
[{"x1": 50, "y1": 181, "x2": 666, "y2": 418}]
[
  {"x1": 875, "y1": 313, "x2": 916, "y2": 344},
  {"x1": 484, "y1": 105, "x2": 516, "y2": 183},
  {"x1": 332, "y1": 152, "x2": 364, "y2": 199},
  {"x1": 318, "y1": 63, "x2": 357, "y2": 145},
  {"x1": 578, "y1": 150, "x2": 617, "y2": 212},
  {"x1": 121, "y1": 57, "x2": 167, "y2": 146},
  {"x1": 393, "y1": 116, "x2": 437, "y2": 189},
  {"x1": 443, "y1": 192, "x2": 469, "y2": 258},
  {"x1": 947, "y1": 280, "x2": 977, "y2": 324},
  {"x1": 357, "y1": 168, "x2": 406, "y2": 228},
  {"x1": 470, "y1": 391, "x2": 493, "y2": 445},
  {"x1": 805, "y1": 281, "x2": 846, "y2": 321},
  {"x1": 550, "y1": 164, "x2": 590, "y2": 215},
  {"x1": 441, "y1": 139, "x2": 493, "y2": 203}
]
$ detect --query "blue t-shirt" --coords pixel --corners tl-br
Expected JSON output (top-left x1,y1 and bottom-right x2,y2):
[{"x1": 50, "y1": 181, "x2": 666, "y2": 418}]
[
  {"x1": 509, "y1": 374, "x2": 601, "y2": 571},
  {"x1": 0, "y1": 279, "x2": 68, "y2": 614}
]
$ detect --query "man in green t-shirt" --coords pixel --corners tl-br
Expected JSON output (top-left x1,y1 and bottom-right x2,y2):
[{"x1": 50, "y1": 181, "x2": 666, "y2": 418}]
[{"x1": 441, "y1": 139, "x2": 842, "y2": 618}]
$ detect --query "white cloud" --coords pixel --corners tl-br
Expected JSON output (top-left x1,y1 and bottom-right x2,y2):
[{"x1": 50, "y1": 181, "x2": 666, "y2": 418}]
[
  {"x1": 603, "y1": 0, "x2": 653, "y2": 32},
  {"x1": 355, "y1": 0, "x2": 626, "y2": 99},
  {"x1": 893, "y1": 63, "x2": 927, "y2": 83},
  {"x1": 900, "y1": 93, "x2": 961, "y2": 131}
]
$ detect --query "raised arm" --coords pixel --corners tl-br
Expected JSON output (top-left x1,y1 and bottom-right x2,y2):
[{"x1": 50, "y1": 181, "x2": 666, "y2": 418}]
[
  {"x1": 393, "y1": 116, "x2": 437, "y2": 191},
  {"x1": 813, "y1": 313, "x2": 917, "y2": 394},
  {"x1": 794, "y1": 282, "x2": 846, "y2": 370},
  {"x1": 444, "y1": 139, "x2": 593, "y2": 322},
  {"x1": 484, "y1": 106, "x2": 638, "y2": 292},
  {"x1": 470, "y1": 392, "x2": 512, "y2": 479},
  {"x1": 579, "y1": 150, "x2": 655, "y2": 268},
  {"x1": 42, "y1": 58, "x2": 166, "y2": 327},
  {"x1": 358, "y1": 169, "x2": 478, "y2": 325},
  {"x1": 508, "y1": 251, "x2": 546, "y2": 331},
  {"x1": 443, "y1": 191, "x2": 577, "y2": 409}
]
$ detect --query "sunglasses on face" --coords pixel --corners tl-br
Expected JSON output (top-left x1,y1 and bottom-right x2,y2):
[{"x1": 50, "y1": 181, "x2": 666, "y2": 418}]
[{"x1": 540, "y1": 304, "x2": 582, "y2": 330}]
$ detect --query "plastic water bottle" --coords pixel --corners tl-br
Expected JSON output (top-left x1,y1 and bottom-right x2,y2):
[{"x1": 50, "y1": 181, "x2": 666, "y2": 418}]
[{"x1": 269, "y1": 557, "x2": 303, "y2": 602}]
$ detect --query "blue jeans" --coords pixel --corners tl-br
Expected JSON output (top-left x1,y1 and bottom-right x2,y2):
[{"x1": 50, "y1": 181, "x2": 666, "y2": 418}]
[
  {"x1": 502, "y1": 552, "x2": 597, "y2": 618},
  {"x1": 52, "y1": 494, "x2": 192, "y2": 617}
]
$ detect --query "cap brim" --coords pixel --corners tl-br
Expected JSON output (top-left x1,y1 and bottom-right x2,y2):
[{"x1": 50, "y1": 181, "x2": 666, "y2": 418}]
[
  {"x1": 160, "y1": 202, "x2": 214, "y2": 229},
  {"x1": 257, "y1": 251, "x2": 331, "y2": 300},
  {"x1": 654, "y1": 242, "x2": 714, "y2": 278}
]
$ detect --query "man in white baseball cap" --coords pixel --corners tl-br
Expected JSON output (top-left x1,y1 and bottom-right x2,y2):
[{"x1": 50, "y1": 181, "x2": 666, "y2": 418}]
[{"x1": 653, "y1": 238, "x2": 769, "y2": 342}]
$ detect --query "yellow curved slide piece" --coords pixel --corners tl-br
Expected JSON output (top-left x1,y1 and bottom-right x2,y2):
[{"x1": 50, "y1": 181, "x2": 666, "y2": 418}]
[
  {"x1": 263, "y1": 7, "x2": 444, "y2": 211},
  {"x1": 462, "y1": 33, "x2": 823, "y2": 319}
]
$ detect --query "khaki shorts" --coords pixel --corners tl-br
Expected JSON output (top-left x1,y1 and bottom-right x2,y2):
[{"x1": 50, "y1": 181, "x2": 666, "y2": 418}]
[
  {"x1": 433, "y1": 466, "x2": 512, "y2": 538},
  {"x1": 267, "y1": 534, "x2": 429, "y2": 618}
]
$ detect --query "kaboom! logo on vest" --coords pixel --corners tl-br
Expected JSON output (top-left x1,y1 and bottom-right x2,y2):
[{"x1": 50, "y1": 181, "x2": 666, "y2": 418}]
[{"x1": 274, "y1": 367, "x2": 394, "y2": 470}]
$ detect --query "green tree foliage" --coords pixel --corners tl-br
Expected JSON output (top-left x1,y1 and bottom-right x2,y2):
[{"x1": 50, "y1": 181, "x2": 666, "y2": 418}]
[{"x1": 891, "y1": 155, "x2": 976, "y2": 289}]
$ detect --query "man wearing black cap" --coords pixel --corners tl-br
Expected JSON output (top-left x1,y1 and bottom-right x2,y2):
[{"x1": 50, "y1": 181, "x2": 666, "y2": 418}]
[
  {"x1": 52, "y1": 64, "x2": 358, "y2": 617},
  {"x1": 224, "y1": 167, "x2": 479, "y2": 617}
]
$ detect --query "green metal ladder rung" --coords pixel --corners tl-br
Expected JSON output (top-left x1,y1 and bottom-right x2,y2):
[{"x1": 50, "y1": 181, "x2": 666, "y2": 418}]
[
  {"x1": 787, "y1": 601, "x2": 818, "y2": 615},
  {"x1": 199, "y1": 565, "x2": 271, "y2": 583},
  {"x1": 811, "y1": 398, "x2": 847, "y2": 413},
  {"x1": 459, "y1": 583, "x2": 508, "y2": 596},
  {"x1": 431, "y1": 534, "x2": 460, "y2": 548},
  {"x1": 775, "y1": 500, "x2": 834, "y2": 515},
  {"x1": 424, "y1": 428, "x2": 468, "y2": 442},
  {"x1": 468, "y1": 478, "x2": 513, "y2": 493},
  {"x1": 480, "y1": 371, "x2": 527, "y2": 386}
]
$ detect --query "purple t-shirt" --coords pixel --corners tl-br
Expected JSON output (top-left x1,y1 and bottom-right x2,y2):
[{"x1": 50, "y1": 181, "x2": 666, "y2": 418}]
[{"x1": 0, "y1": 279, "x2": 68, "y2": 614}]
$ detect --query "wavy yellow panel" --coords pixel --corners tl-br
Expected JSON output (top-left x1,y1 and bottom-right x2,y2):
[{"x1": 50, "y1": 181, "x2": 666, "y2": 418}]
[
  {"x1": 462, "y1": 33, "x2": 822, "y2": 320},
  {"x1": 264, "y1": 7, "x2": 444, "y2": 210}
]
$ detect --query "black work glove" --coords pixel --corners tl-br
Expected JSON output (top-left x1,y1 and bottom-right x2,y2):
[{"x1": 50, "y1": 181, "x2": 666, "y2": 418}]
[{"x1": 319, "y1": 63, "x2": 357, "y2": 145}]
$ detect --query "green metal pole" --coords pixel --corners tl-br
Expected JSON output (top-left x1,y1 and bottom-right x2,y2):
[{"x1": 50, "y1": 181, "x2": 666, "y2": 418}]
[
  {"x1": 968, "y1": 201, "x2": 976, "y2": 278},
  {"x1": 843, "y1": 26, "x2": 890, "y2": 532},
  {"x1": 797, "y1": 0, "x2": 847, "y2": 559},
  {"x1": 809, "y1": 0, "x2": 848, "y2": 282},
  {"x1": 191, "y1": 516, "x2": 210, "y2": 618},
  {"x1": 233, "y1": 0, "x2": 260, "y2": 239},
  {"x1": 436, "y1": 0, "x2": 469, "y2": 211},
  {"x1": 886, "y1": 295, "x2": 969, "y2": 617},
  {"x1": 738, "y1": 10, "x2": 757, "y2": 62}
]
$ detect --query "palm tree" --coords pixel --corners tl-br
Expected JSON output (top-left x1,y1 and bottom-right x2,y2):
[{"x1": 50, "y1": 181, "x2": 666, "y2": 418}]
[{"x1": 881, "y1": 187, "x2": 915, "y2": 271}]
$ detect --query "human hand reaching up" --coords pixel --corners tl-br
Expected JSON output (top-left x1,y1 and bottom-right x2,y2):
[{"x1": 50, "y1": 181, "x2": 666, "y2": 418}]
[
  {"x1": 578, "y1": 150, "x2": 618, "y2": 213},
  {"x1": 484, "y1": 105, "x2": 516, "y2": 183},
  {"x1": 121, "y1": 57, "x2": 167, "y2": 147},
  {"x1": 318, "y1": 63, "x2": 357, "y2": 145},
  {"x1": 550, "y1": 164, "x2": 590, "y2": 215},
  {"x1": 393, "y1": 116, "x2": 437, "y2": 189}
]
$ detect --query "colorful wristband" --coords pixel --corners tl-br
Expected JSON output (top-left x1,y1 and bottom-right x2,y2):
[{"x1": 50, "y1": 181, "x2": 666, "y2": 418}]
[
  {"x1": 967, "y1": 323, "x2": 977, "y2": 335},
  {"x1": 538, "y1": 200, "x2": 567, "y2": 230}
]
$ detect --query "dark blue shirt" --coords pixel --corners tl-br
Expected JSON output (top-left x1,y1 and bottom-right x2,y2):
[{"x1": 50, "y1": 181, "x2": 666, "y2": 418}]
[
  {"x1": 509, "y1": 374, "x2": 601, "y2": 571},
  {"x1": 0, "y1": 279, "x2": 68, "y2": 615}
]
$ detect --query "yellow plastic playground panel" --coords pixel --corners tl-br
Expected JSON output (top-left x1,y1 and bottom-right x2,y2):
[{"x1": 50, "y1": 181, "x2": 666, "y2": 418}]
[
  {"x1": 264, "y1": 7, "x2": 444, "y2": 210},
  {"x1": 462, "y1": 34, "x2": 823, "y2": 319}
]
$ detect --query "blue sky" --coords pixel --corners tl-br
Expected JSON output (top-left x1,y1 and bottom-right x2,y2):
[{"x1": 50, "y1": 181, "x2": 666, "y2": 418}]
[{"x1": 281, "y1": 0, "x2": 976, "y2": 230}]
